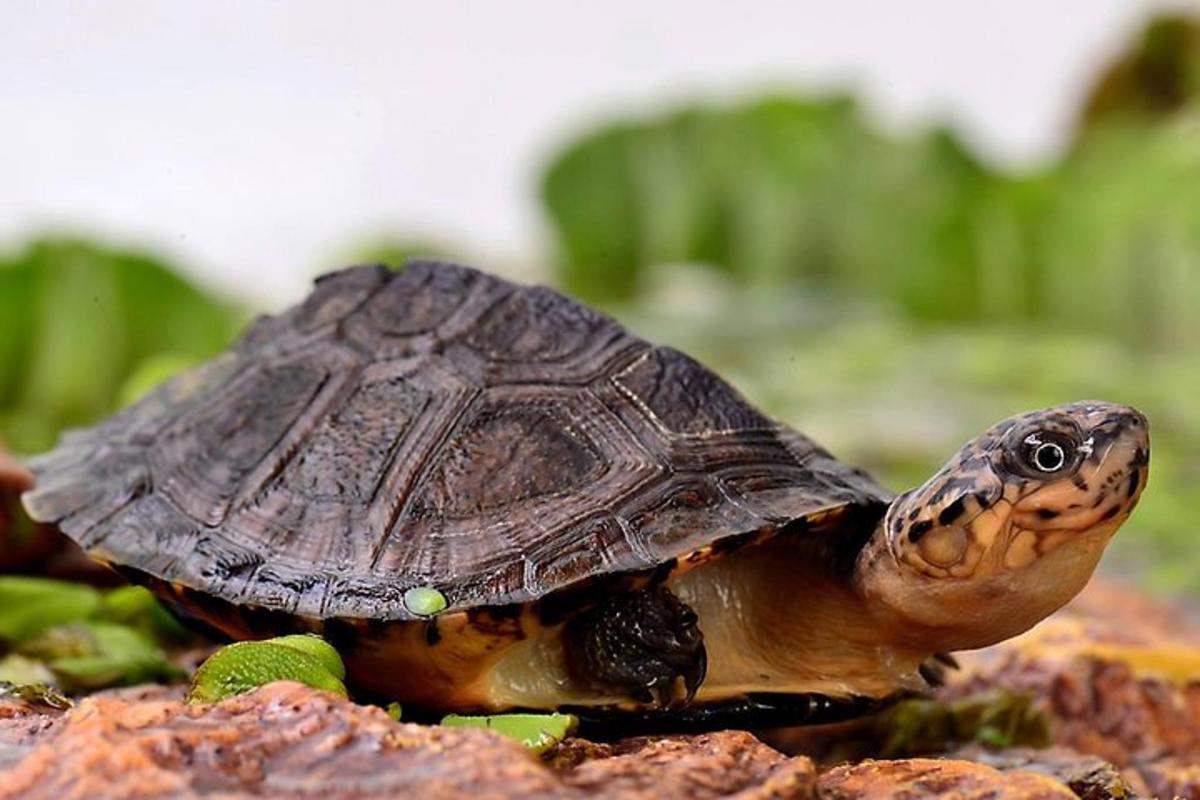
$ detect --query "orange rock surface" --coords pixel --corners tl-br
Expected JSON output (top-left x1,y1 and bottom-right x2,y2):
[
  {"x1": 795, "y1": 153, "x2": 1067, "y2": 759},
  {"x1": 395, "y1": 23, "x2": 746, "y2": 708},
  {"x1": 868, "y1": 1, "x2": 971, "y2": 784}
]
[
  {"x1": 818, "y1": 758, "x2": 1077, "y2": 799},
  {"x1": 1, "y1": 580, "x2": 1198, "y2": 798},
  {"x1": 0, "y1": 682, "x2": 822, "y2": 799}
]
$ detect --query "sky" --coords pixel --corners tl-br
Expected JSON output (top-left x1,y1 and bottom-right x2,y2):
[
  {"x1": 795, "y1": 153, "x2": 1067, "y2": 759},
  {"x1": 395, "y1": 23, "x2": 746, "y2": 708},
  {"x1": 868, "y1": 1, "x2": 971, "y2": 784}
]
[{"x1": 1, "y1": 0, "x2": 1193, "y2": 307}]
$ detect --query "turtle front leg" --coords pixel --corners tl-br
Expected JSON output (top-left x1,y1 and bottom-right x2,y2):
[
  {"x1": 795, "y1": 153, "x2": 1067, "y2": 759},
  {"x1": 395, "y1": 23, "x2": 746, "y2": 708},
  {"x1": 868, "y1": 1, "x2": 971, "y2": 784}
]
[{"x1": 563, "y1": 584, "x2": 707, "y2": 706}]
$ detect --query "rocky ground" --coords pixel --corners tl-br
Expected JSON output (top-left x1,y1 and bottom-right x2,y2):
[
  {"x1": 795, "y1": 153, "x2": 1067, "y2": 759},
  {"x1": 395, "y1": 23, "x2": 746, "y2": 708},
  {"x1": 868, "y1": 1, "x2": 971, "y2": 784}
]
[{"x1": 0, "y1": 581, "x2": 1197, "y2": 798}]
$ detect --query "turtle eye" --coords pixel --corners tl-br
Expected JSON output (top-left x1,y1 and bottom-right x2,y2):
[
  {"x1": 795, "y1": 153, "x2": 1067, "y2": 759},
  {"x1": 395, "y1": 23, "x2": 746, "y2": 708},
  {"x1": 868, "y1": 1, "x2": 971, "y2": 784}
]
[
  {"x1": 1033, "y1": 441, "x2": 1065, "y2": 472},
  {"x1": 1019, "y1": 432, "x2": 1076, "y2": 476}
]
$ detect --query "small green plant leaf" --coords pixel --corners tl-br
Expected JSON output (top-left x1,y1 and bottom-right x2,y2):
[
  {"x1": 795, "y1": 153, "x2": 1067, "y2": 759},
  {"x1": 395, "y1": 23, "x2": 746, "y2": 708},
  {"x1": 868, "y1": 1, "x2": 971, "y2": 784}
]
[
  {"x1": 0, "y1": 680, "x2": 73, "y2": 709},
  {"x1": 0, "y1": 577, "x2": 100, "y2": 644},
  {"x1": 403, "y1": 586, "x2": 447, "y2": 617},
  {"x1": 386, "y1": 701, "x2": 403, "y2": 721},
  {"x1": 20, "y1": 621, "x2": 184, "y2": 691},
  {"x1": 187, "y1": 638, "x2": 347, "y2": 704},
  {"x1": 876, "y1": 689, "x2": 1051, "y2": 757},
  {"x1": 98, "y1": 585, "x2": 192, "y2": 642},
  {"x1": 267, "y1": 634, "x2": 346, "y2": 680},
  {"x1": 440, "y1": 713, "x2": 578, "y2": 754}
]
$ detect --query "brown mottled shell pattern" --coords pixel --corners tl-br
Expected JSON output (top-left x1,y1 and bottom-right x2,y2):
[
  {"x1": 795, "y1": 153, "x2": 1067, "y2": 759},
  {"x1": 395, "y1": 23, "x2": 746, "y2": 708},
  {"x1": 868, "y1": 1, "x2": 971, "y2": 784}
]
[{"x1": 24, "y1": 262, "x2": 892, "y2": 622}]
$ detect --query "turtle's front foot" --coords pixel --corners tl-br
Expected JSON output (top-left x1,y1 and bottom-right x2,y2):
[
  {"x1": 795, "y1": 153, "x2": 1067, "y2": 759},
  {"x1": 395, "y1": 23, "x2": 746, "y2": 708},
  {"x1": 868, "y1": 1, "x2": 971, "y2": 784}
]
[{"x1": 564, "y1": 584, "x2": 706, "y2": 706}]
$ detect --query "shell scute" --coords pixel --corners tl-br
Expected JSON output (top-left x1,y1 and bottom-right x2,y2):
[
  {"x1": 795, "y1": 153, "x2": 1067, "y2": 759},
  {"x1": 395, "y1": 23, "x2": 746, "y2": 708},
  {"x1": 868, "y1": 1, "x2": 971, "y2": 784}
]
[
  {"x1": 151, "y1": 358, "x2": 332, "y2": 527},
  {"x1": 413, "y1": 399, "x2": 609, "y2": 519},
  {"x1": 614, "y1": 346, "x2": 774, "y2": 436},
  {"x1": 621, "y1": 477, "x2": 766, "y2": 563},
  {"x1": 523, "y1": 514, "x2": 626, "y2": 597}
]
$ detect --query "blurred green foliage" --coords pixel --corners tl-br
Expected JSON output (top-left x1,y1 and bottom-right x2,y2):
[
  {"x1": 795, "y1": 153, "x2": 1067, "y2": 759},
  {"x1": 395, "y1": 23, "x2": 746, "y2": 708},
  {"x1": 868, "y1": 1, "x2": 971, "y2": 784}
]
[
  {"x1": 540, "y1": 14, "x2": 1200, "y2": 592},
  {"x1": 0, "y1": 238, "x2": 243, "y2": 454},
  {"x1": 877, "y1": 689, "x2": 1052, "y2": 757},
  {"x1": 0, "y1": 578, "x2": 186, "y2": 692},
  {"x1": 345, "y1": 237, "x2": 452, "y2": 269},
  {"x1": 540, "y1": 15, "x2": 1200, "y2": 349}
]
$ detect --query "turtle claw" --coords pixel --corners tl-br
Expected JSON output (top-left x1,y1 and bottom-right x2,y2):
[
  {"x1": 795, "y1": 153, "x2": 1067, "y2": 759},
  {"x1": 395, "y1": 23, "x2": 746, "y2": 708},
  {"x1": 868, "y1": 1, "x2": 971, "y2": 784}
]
[
  {"x1": 565, "y1": 585, "x2": 707, "y2": 708},
  {"x1": 681, "y1": 647, "x2": 707, "y2": 705},
  {"x1": 918, "y1": 651, "x2": 961, "y2": 687},
  {"x1": 934, "y1": 651, "x2": 960, "y2": 669},
  {"x1": 643, "y1": 646, "x2": 707, "y2": 707}
]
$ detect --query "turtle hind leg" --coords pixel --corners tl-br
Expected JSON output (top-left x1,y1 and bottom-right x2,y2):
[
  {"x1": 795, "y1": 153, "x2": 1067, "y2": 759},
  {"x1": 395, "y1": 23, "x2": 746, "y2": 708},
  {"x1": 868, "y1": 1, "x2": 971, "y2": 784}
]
[{"x1": 564, "y1": 584, "x2": 706, "y2": 706}]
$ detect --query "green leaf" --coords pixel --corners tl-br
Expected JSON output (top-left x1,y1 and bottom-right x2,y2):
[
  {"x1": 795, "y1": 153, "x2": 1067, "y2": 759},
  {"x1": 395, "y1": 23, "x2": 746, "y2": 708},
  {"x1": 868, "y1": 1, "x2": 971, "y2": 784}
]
[
  {"x1": 98, "y1": 585, "x2": 191, "y2": 642},
  {"x1": 0, "y1": 577, "x2": 100, "y2": 643},
  {"x1": 440, "y1": 713, "x2": 578, "y2": 754},
  {"x1": 386, "y1": 701, "x2": 403, "y2": 721},
  {"x1": 875, "y1": 689, "x2": 1051, "y2": 757},
  {"x1": 268, "y1": 634, "x2": 346, "y2": 680},
  {"x1": 0, "y1": 237, "x2": 242, "y2": 453},
  {"x1": 402, "y1": 586, "x2": 447, "y2": 617},
  {"x1": 117, "y1": 353, "x2": 199, "y2": 407},
  {"x1": 187, "y1": 638, "x2": 347, "y2": 704},
  {"x1": 0, "y1": 680, "x2": 72, "y2": 709},
  {"x1": 20, "y1": 621, "x2": 183, "y2": 691},
  {"x1": 0, "y1": 654, "x2": 57, "y2": 687}
]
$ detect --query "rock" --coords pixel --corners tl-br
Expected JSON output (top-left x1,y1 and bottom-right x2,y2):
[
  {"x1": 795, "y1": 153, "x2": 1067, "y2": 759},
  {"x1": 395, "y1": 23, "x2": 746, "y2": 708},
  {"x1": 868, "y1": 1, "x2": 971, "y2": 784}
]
[
  {"x1": 948, "y1": 581, "x2": 1200, "y2": 758},
  {"x1": 935, "y1": 580, "x2": 1200, "y2": 795},
  {"x1": 946, "y1": 580, "x2": 1200, "y2": 788},
  {"x1": 0, "y1": 681, "x2": 819, "y2": 799},
  {"x1": 0, "y1": 681, "x2": 560, "y2": 799},
  {"x1": 553, "y1": 731, "x2": 817, "y2": 798},
  {"x1": 1131, "y1": 754, "x2": 1200, "y2": 799},
  {"x1": 0, "y1": 697, "x2": 62, "y2": 773},
  {"x1": 817, "y1": 758, "x2": 1078, "y2": 799},
  {"x1": 953, "y1": 746, "x2": 1136, "y2": 800}
]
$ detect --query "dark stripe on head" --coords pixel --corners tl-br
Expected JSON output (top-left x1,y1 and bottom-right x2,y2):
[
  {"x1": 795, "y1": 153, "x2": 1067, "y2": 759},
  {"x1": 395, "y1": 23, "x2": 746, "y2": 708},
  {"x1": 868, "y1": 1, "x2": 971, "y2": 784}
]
[
  {"x1": 908, "y1": 519, "x2": 933, "y2": 542},
  {"x1": 938, "y1": 496, "x2": 967, "y2": 525}
]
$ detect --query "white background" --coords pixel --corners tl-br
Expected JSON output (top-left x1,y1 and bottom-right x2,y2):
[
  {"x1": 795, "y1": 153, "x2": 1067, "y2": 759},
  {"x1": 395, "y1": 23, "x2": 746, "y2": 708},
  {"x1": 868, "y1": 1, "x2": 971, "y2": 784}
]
[{"x1": 1, "y1": 0, "x2": 1194, "y2": 307}]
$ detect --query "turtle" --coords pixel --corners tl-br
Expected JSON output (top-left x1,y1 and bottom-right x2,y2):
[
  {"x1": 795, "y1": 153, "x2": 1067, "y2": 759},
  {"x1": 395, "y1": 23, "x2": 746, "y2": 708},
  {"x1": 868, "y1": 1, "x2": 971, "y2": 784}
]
[{"x1": 21, "y1": 261, "x2": 1151, "y2": 730}]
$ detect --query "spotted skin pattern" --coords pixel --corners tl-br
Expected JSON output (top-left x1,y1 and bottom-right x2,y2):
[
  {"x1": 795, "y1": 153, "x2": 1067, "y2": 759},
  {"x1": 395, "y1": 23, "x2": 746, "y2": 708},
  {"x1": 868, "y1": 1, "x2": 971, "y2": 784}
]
[{"x1": 884, "y1": 402, "x2": 1149, "y2": 580}]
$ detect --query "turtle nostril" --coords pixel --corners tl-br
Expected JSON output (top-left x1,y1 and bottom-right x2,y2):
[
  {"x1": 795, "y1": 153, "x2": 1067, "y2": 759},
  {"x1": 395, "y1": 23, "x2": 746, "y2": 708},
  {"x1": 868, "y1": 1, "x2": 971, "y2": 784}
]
[{"x1": 1114, "y1": 407, "x2": 1148, "y2": 430}]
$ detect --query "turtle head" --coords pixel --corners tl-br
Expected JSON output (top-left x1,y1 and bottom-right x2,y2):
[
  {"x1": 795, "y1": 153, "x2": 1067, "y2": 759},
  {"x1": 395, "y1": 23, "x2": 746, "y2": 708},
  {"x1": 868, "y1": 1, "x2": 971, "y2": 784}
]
[{"x1": 858, "y1": 401, "x2": 1149, "y2": 652}]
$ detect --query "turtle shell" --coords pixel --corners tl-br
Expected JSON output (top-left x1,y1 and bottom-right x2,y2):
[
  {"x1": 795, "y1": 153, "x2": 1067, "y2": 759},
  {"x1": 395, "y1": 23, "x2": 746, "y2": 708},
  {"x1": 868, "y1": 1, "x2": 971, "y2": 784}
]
[{"x1": 24, "y1": 262, "x2": 891, "y2": 622}]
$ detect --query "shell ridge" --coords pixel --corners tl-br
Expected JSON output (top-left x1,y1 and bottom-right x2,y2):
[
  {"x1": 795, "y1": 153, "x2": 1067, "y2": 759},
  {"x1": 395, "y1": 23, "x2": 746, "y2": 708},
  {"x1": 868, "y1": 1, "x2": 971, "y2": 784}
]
[{"x1": 365, "y1": 384, "x2": 483, "y2": 571}]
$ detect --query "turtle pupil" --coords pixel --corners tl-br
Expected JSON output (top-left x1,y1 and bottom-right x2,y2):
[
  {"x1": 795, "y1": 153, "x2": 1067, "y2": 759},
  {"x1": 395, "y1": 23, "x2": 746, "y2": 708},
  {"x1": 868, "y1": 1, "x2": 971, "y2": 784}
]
[{"x1": 1033, "y1": 442, "x2": 1066, "y2": 472}]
